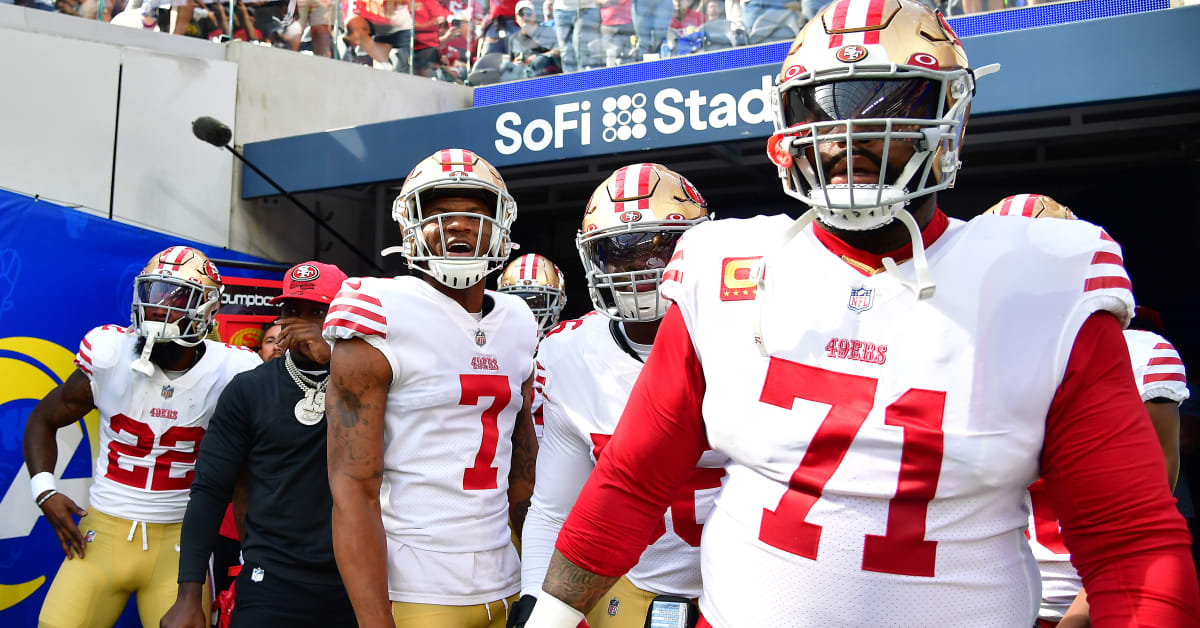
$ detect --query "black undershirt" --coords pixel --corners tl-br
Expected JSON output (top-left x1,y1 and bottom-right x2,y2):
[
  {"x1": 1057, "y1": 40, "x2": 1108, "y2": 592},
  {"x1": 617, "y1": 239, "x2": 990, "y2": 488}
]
[{"x1": 178, "y1": 357, "x2": 344, "y2": 587}]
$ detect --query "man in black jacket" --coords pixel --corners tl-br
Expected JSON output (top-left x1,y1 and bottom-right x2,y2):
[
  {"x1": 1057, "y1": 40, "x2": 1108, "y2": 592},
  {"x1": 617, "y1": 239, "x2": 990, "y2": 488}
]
[{"x1": 161, "y1": 261, "x2": 355, "y2": 628}]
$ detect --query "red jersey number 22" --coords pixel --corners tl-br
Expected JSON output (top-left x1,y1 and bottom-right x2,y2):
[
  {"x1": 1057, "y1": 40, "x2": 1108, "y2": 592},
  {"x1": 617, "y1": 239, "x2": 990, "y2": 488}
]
[{"x1": 758, "y1": 359, "x2": 946, "y2": 577}]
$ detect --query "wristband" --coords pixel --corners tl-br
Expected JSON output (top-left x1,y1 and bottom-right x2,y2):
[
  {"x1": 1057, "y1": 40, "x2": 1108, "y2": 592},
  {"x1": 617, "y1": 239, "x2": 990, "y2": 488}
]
[
  {"x1": 525, "y1": 591, "x2": 585, "y2": 628},
  {"x1": 36, "y1": 490, "x2": 59, "y2": 508},
  {"x1": 31, "y1": 472, "x2": 56, "y2": 503}
]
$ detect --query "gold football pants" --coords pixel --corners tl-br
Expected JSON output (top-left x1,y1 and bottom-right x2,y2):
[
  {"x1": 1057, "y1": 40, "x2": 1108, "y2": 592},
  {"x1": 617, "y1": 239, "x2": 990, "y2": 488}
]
[
  {"x1": 391, "y1": 594, "x2": 519, "y2": 628},
  {"x1": 587, "y1": 576, "x2": 680, "y2": 628},
  {"x1": 38, "y1": 509, "x2": 211, "y2": 628}
]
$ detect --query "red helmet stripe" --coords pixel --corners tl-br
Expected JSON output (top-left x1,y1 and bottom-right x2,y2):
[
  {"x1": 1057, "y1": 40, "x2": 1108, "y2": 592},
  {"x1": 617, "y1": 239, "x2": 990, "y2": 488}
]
[
  {"x1": 440, "y1": 149, "x2": 453, "y2": 172},
  {"x1": 1020, "y1": 195, "x2": 1040, "y2": 217},
  {"x1": 827, "y1": 0, "x2": 851, "y2": 47},
  {"x1": 862, "y1": 0, "x2": 887, "y2": 44},
  {"x1": 461, "y1": 149, "x2": 475, "y2": 173},
  {"x1": 612, "y1": 166, "x2": 629, "y2": 213},
  {"x1": 637, "y1": 164, "x2": 653, "y2": 210}
]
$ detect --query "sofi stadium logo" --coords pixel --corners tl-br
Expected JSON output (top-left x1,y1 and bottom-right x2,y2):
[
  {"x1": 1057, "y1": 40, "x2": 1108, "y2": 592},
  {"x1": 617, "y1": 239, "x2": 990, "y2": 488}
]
[{"x1": 494, "y1": 75, "x2": 775, "y2": 156}]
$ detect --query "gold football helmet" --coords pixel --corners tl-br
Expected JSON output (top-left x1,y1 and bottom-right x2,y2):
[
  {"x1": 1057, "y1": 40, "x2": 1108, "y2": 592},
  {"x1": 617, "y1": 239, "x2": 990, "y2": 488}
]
[
  {"x1": 577, "y1": 163, "x2": 709, "y2": 322},
  {"x1": 497, "y1": 254, "x2": 567, "y2": 337},
  {"x1": 984, "y1": 194, "x2": 1077, "y2": 220},
  {"x1": 132, "y1": 246, "x2": 222, "y2": 347},
  {"x1": 388, "y1": 149, "x2": 518, "y2": 289},
  {"x1": 768, "y1": 0, "x2": 981, "y2": 232}
]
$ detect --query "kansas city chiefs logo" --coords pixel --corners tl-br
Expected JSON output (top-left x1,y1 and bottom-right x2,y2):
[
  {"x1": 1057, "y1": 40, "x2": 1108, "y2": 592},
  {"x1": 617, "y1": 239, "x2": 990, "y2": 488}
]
[{"x1": 292, "y1": 264, "x2": 320, "y2": 281}]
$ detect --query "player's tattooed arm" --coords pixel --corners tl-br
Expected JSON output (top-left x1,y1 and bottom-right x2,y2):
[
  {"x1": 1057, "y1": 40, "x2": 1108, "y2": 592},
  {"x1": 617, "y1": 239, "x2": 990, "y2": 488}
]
[
  {"x1": 326, "y1": 338, "x2": 393, "y2": 628},
  {"x1": 508, "y1": 371, "x2": 538, "y2": 538},
  {"x1": 541, "y1": 550, "x2": 619, "y2": 615},
  {"x1": 22, "y1": 369, "x2": 95, "y2": 559}
]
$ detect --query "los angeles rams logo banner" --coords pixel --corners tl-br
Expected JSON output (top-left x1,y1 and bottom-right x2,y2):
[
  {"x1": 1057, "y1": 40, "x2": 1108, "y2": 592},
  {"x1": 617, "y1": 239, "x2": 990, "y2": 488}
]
[{"x1": 0, "y1": 189, "x2": 276, "y2": 626}]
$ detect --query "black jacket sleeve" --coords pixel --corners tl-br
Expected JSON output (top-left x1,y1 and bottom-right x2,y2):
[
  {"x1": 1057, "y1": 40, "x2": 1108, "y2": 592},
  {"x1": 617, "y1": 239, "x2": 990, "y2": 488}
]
[{"x1": 178, "y1": 373, "x2": 254, "y2": 583}]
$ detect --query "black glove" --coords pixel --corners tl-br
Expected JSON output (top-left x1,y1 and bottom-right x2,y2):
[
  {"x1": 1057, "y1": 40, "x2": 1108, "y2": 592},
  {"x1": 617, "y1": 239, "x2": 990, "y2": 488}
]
[{"x1": 507, "y1": 594, "x2": 538, "y2": 628}]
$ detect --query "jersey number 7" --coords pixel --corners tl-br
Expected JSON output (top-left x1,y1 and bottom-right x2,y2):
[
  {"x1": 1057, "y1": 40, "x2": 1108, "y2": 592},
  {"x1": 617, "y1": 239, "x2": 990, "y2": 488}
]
[
  {"x1": 461, "y1": 374, "x2": 511, "y2": 491},
  {"x1": 758, "y1": 358, "x2": 946, "y2": 577}
]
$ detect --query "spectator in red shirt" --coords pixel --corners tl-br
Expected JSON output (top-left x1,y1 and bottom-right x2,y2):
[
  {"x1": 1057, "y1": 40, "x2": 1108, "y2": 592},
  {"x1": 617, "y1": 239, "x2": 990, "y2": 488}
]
[
  {"x1": 669, "y1": 0, "x2": 703, "y2": 30},
  {"x1": 481, "y1": 0, "x2": 521, "y2": 55},
  {"x1": 412, "y1": 0, "x2": 451, "y2": 76}
]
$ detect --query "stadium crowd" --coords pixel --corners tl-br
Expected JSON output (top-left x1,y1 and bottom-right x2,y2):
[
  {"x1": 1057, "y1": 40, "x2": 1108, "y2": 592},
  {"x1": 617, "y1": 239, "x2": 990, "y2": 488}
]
[
  {"x1": 2, "y1": 0, "x2": 1059, "y2": 85},
  {"x1": 18, "y1": 0, "x2": 1200, "y2": 627}
]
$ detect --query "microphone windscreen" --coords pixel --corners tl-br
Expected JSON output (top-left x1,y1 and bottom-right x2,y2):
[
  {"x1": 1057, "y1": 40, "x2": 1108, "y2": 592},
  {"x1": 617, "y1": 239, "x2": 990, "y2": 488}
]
[{"x1": 192, "y1": 116, "x2": 232, "y2": 147}]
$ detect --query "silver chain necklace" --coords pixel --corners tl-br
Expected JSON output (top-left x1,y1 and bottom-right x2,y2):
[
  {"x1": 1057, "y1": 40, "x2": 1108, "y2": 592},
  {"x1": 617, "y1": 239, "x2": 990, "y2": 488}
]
[{"x1": 284, "y1": 350, "x2": 328, "y2": 425}]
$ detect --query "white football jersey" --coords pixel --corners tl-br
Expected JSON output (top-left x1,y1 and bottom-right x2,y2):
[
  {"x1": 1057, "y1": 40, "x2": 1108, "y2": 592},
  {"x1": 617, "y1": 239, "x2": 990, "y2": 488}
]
[
  {"x1": 526, "y1": 312, "x2": 726, "y2": 599},
  {"x1": 659, "y1": 213, "x2": 1134, "y2": 627},
  {"x1": 323, "y1": 276, "x2": 538, "y2": 603},
  {"x1": 73, "y1": 325, "x2": 261, "y2": 523},
  {"x1": 1027, "y1": 329, "x2": 1189, "y2": 620}
]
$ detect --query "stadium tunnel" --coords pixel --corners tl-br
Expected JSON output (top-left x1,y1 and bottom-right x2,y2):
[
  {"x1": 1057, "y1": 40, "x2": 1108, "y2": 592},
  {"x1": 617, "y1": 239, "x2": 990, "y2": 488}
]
[{"x1": 240, "y1": 0, "x2": 1200, "y2": 360}]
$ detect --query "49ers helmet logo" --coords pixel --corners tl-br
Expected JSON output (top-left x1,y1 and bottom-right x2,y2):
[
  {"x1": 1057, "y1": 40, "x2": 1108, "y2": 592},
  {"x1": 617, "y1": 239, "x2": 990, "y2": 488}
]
[
  {"x1": 291, "y1": 264, "x2": 320, "y2": 281},
  {"x1": 619, "y1": 210, "x2": 643, "y2": 223},
  {"x1": 836, "y1": 45, "x2": 868, "y2": 63}
]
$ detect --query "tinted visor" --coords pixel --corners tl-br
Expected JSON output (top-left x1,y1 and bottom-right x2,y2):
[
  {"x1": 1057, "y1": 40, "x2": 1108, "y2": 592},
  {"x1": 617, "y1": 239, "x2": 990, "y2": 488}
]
[
  {"x1": 514, "y1": 291, "x2": 551, "y2": 312},
  {"x1": 585, "y1": 231, "x2": 682, "y2": 275},
  {"x1": 783, "y1": 78, "x2": 941, "y2": 128},
  {"x1": 137, "y1": 279, "x2": 200, "y2": 310}
]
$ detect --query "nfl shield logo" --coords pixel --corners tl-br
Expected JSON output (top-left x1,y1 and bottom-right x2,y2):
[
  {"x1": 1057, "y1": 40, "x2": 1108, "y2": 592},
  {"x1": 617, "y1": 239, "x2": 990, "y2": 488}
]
[
  {"x1": 160, "y1": 385, "x2": 174, "y2": 399},
  {"x1": 84, "y1": 529, "x2": 96, "y2": 543},
  {"x1": 607, "y1": 598, "x2": 620, "y2": 616},
  {"x1": 474, "y1": 329, "x2": 487, "y2": 347},
  {"x1": 848, "y1": 287, "x2": 874, "y2": 313}
]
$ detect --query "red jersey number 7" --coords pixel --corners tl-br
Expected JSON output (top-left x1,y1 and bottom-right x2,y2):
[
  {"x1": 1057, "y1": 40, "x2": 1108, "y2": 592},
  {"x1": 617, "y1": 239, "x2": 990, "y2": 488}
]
[{"x1": 758, "y1": 358, "x2": 946, "y2": 577}]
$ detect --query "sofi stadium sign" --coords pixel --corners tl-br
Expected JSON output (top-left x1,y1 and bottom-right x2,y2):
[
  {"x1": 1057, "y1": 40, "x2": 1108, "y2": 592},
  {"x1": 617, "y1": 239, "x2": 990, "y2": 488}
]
[{"x1": 493, "y1": 73, "x2": 776, "y2": 156}]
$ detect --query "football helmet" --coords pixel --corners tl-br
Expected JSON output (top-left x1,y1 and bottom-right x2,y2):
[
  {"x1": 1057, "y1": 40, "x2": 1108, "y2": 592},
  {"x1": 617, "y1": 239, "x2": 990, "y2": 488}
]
[
  {"x1": 386, "y1": 149, "x2": 518, "y2": 289},
  {"x1": 130, "y1": 246, "x2": 222, "y2": 372},
  {"x1": 769, "y1": 0, "x2": 979, "y2": 228},
  {"x1": 984, "y1": 194, "x2": 1077, "y2": 220},
  {"x1": 577, "y1": 163, "x2": 709, "y2": 322},
  {"x1": 497, "y1": 254, "x2": 567, "y2": 337}
]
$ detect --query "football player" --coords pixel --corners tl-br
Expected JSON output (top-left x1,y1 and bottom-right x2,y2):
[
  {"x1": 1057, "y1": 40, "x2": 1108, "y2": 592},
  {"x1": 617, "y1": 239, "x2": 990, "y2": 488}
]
[
  {"x1": 497, "y1": 254, "x2": 568, "y2": 340},
  {"x1": 324, "y1": 148, "x2": 540, "y2": 628},
  {"x1": 497, "y1": 253, "x2": 568, "y2": 442},
  {"x1": 985, "y1": 194, "x2": 1191, "y2": 627},
  {"x1": 523, "y1": 1, "x2": 1199, "y2": 626},
  {"x1": 511, "y1": 164, "x2": 719, "y2": 628},
  {"x1": 22, "y1": 246, "x2": 261, "y2": 628}
]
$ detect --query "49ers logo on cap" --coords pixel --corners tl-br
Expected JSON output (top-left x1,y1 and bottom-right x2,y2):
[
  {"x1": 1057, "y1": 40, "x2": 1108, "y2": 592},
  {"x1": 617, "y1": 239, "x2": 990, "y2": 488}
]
[
  {"x1": 291, "y1": 264, "x2": 320, "y2": 281},
  {"x1": 836, "y1": 45, "x2": 868, "y2": 63},
  {"x1": 619, "y1": 210, "x2": 642, "y2": 223}
]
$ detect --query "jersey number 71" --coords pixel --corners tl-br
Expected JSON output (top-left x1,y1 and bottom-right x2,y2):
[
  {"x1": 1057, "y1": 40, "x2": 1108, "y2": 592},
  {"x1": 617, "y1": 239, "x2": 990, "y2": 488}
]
[{"x1": 758, "y1": 358, "x2": 946, "y2": 577}]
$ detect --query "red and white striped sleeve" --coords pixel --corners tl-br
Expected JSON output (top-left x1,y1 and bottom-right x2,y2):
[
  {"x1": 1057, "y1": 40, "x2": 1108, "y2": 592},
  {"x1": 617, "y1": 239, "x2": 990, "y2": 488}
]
[
  {"x1": 322, "y1": 278, "x2": 388, "y2": 341},
  {"x1": 1080, "y1": 230, "x2": 1135, "y2": 327},
  {"x1": 74, "y1": 324, "x2": 127, "y2": 380},
  {"x1": 1125, "y1": 330, "x2": 1190, "y2": 404},
  {"x1": 323, "y1": 277, "x2": 399, "y2": 381}
]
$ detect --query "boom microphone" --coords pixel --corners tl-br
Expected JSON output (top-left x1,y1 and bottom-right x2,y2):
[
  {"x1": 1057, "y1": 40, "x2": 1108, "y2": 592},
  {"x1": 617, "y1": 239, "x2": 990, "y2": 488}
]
[
  {"x1": 192, "y1": 116, "x2": 233, "y2": 148},
  {"x1": 190, "y1": 116, "x2": 384, "y2": 274}
]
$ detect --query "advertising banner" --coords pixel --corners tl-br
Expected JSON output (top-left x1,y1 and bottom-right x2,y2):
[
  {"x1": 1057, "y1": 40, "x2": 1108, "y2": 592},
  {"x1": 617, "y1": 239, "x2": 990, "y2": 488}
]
[{"x1": 0, "y1": 189, "x2": 278, "y2": 627}]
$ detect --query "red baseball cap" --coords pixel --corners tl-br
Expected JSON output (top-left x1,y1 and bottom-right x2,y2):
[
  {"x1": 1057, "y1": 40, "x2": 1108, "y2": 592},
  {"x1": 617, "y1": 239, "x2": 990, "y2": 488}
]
[{"x1": 269, "y1": 261, "x2": 348, "y2": 305}]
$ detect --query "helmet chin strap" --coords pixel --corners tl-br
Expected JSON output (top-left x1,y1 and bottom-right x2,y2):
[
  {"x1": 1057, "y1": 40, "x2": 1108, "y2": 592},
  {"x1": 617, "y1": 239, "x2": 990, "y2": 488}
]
[
  {"x1": 750, "y1": 209, "x2": 816, "y2": 358},
  {"x1": 882, "y1": 208, "x2": 936, "y2": 300},
  {"x1": 131, "y1": 327, "x2": 160, "y2": 376}
]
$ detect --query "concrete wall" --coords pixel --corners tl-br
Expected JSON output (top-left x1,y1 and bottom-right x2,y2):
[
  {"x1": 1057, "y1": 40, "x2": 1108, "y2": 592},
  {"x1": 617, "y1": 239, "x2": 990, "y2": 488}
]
[
  {"x1": 0, "y1": 3, "x2": 472, "y2": 272},
  {"x1": 222, "y1": 41, "x2": 471, "y2": 273}
]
